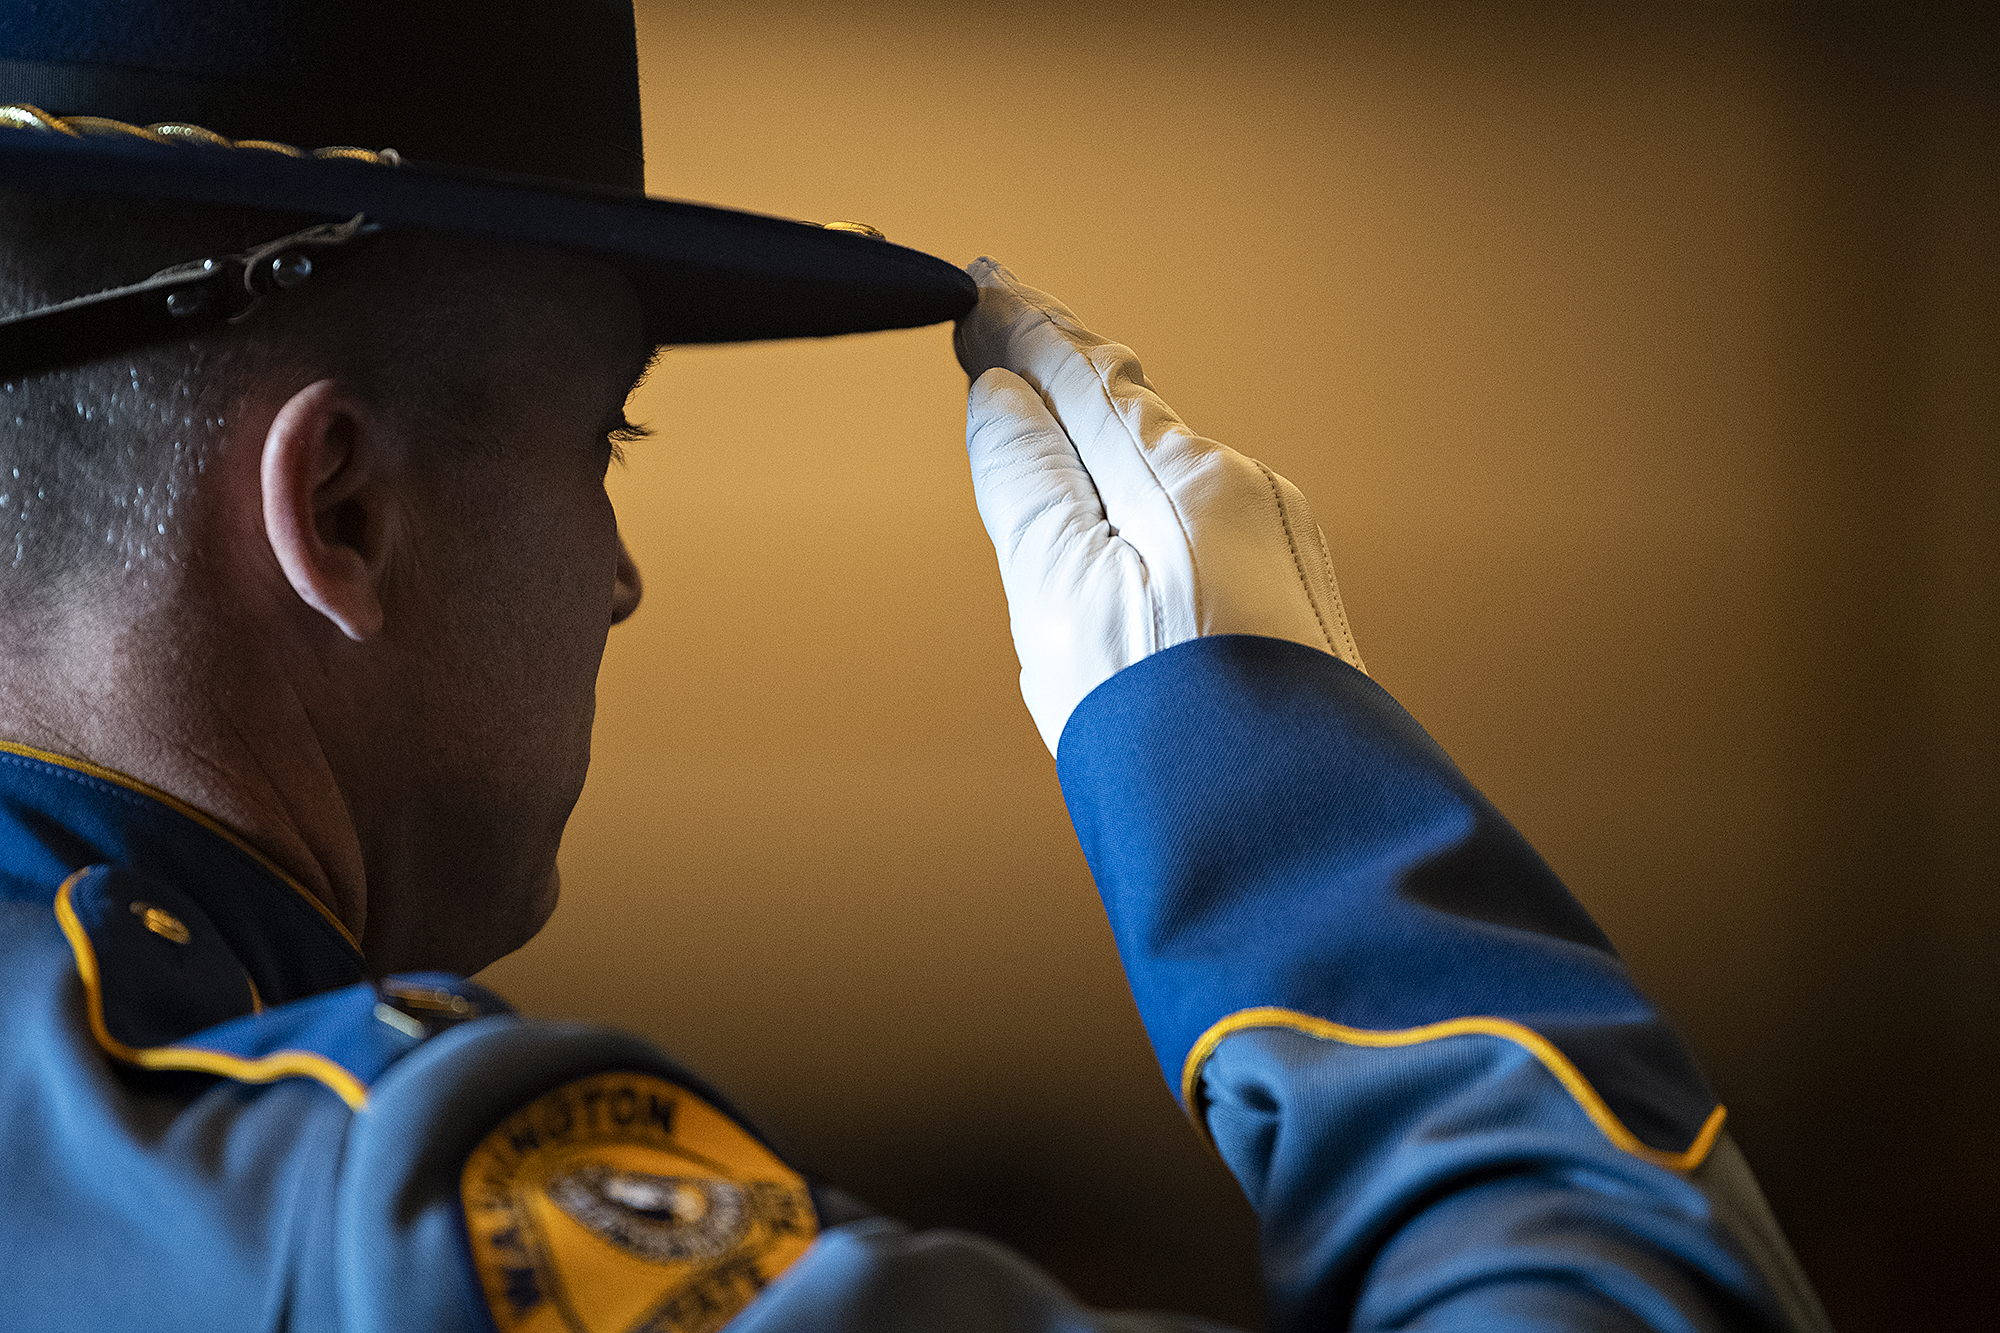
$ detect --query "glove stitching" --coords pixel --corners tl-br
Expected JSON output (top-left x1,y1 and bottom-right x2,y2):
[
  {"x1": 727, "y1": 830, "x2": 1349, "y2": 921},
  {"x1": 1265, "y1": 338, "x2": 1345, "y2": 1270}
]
[
  {"x1": 1312, "y1": 521, "x2": 1363, "y2": 668},
  {"x1": 1256, "y1": 460, "x2": 1336, "y2": 656}
]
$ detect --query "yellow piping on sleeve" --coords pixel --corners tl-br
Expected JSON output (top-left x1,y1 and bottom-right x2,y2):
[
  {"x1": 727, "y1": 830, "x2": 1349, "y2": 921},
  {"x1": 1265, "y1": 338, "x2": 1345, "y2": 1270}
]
[
  {"x1": 1181, "y1": 1006, "x2": 1726, "y2": 1175},
  {"x1": 54, "y1": 871, "x2": 370, "y2": 1111},
  {"x1": 0, "y1": 740, "x2": 364, "y2": 956}
]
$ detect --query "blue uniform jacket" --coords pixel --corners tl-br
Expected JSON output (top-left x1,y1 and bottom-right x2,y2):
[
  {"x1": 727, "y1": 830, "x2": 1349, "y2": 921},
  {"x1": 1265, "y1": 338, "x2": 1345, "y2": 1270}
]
[{"x1": 0, "y1": 635, "x2": 1831, "y2": 1331}]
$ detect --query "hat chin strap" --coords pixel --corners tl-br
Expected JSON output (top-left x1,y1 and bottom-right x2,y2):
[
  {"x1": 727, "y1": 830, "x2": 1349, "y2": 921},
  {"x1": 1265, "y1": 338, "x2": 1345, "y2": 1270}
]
[{"x1": 0, "y1": 213, "x2": 382, "y2": 380}]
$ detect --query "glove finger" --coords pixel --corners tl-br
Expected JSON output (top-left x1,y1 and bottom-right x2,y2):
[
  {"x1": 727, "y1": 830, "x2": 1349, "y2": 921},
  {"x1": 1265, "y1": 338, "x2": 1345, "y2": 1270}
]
[
  {"x1": 959, "y1": 261, "x2": 1364, "y2": 675},
  {"x1": 958, "y1": 260, "x2": 1208, "y2": 631},
  {"x1": 962, "y1": 258, "x2": 1226, "y2": 502},
  {"x1": 968, "y1": 366, "x2": 1162, "y2": 753},
  {"x1": 956, "y1": 258, "x2": 1104, "y2": 385},
  {"x1": 965, "y1": 366, "x2": 1107, "y2": 570}
]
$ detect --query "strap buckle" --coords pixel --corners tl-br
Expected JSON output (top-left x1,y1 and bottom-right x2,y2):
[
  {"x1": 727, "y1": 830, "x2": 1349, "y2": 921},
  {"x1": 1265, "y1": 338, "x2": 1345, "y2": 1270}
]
[{"x1": 0, "y1": 213, "x2": 383, "y2": 379}]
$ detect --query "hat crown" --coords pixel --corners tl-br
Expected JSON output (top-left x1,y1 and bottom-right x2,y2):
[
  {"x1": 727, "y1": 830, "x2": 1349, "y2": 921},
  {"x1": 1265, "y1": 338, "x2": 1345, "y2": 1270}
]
[{"x1": 0, "y1": 0, "x2": 645, "y2": 189}]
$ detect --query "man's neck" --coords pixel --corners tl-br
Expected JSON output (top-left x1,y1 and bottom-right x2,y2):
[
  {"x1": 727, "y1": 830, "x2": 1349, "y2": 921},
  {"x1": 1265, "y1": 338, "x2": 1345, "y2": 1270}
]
[{"x1": 0, "y1": 612, "x2": 372, "y2": 952}]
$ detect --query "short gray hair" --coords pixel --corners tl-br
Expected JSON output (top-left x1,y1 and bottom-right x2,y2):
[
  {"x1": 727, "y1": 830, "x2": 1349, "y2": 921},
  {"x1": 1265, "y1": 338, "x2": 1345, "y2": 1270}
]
[{"x1": 0, "y1": 189, "x2": 579, "y2": 622}]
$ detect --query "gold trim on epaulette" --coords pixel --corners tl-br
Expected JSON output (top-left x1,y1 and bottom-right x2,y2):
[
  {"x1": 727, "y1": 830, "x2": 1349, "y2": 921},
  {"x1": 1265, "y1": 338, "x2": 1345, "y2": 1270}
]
[
  {"x1": 462, "y1": 1072, "x2": 817, "y2": 1333},
  {"x1": 1181, "y1": 1006, "x2": 1727, "y2": 1174},
  {"x1": 53, "y1": 869, "x2": 370, "y2": 1109}
]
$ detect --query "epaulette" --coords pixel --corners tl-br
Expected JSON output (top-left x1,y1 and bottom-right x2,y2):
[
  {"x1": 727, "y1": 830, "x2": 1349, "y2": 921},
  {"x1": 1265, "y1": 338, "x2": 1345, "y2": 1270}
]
[
  {"x1": 56, "y1": 861, "x2": 831, "y2": 1331},
  {"x1": 54, "y1": 863, "x2": 507, "y2": 1109}
]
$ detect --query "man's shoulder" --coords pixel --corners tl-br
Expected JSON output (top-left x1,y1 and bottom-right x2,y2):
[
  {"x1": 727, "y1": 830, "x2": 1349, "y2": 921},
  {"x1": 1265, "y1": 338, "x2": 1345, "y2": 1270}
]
[
  {"x1": 1, "y1": 863, "x2": 817, "y2": 1332},
  {"x1": 11, "y1": 854, "x2": 735, "y2": 1122}
]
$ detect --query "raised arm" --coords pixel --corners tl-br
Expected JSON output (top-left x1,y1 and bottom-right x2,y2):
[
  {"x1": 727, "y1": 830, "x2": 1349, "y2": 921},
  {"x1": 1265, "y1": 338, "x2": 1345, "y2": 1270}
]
[{"x1": 956, "y1": 260, "x2": 1831, "y2": 1332}]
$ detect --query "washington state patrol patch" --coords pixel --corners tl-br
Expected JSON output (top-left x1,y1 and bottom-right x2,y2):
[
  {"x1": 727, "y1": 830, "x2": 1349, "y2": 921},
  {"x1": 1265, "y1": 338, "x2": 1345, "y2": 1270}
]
[{"x1": 461, "y1": 1072, "x2": 817, "y2": 1333}]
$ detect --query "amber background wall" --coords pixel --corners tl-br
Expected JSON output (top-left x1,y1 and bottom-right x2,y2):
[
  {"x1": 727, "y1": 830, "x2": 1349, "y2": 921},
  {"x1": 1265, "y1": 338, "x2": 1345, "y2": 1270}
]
[{"x1": 478, "y1": 3, "x2": 1999, "y2": 1327}]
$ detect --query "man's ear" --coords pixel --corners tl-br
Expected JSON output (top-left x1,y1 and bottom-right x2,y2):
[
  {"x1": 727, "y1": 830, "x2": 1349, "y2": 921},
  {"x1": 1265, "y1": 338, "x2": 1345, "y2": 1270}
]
[{"x1": 260, "y1": 379, "x2": 402, "y2": 643}]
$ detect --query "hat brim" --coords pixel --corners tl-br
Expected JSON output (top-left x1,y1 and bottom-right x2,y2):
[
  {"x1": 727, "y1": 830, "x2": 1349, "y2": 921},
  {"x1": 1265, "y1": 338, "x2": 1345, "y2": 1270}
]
[{"x1": 0, "y1": 131, "x2": 977, "y2": 345}]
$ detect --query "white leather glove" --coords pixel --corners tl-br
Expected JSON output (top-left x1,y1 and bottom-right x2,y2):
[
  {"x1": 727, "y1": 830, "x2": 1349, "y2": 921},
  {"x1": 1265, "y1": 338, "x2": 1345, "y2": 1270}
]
[{"x1": 956, "y1": 258, "x2": 1365, "y2": 756}]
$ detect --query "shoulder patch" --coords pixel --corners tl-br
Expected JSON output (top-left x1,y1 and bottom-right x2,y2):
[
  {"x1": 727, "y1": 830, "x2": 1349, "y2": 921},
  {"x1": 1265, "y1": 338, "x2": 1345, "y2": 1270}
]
[{"x1": 461, "y1": 1071, "x2": 817, "y2": 1333}]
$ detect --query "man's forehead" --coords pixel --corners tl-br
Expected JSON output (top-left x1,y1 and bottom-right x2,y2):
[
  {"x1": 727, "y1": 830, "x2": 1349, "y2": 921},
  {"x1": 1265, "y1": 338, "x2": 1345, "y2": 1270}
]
[
  {"x1": 479, "y1": 240, "x2": 646, "y2": 340},
  {"x1": 425, "y1": 236, "x2": 652, "y2": 385}
]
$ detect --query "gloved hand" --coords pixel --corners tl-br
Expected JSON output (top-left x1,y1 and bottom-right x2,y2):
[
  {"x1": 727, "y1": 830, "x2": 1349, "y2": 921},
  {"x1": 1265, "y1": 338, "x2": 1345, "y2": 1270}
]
[{"x1": 956, "y1": 258, "x2": 1365, "y2": 756}]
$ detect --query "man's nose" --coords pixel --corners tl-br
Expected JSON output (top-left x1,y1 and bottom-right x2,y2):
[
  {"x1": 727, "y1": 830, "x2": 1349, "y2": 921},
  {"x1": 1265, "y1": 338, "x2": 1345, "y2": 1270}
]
[{"x1": 612, "y1": 533, "x2": 643, "y2": 624}]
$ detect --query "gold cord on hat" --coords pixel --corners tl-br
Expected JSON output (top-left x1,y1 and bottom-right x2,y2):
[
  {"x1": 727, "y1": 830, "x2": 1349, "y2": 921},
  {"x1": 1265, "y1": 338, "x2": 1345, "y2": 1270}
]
[
  {"x1": 821, "y1": 220, "x2": 887, "y2": 240},
  {"x1": 0, "y1": 104, "x2": 402, "y2": 166},
  {"x1": 1, "y1": 103, "x2": 903, "y2": 243}
]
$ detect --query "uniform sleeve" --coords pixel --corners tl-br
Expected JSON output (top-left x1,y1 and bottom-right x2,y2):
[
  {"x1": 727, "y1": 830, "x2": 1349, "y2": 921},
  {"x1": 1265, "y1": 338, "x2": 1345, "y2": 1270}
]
[{"x1": 1054, "y1": 634, "x2": 1832, "y2": 1333}]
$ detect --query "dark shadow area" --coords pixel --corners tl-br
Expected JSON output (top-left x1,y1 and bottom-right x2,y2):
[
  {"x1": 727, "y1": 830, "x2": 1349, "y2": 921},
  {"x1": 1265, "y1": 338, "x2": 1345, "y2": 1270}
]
[
  {"x1": 818, "y1": 1114, "x2": 1270, "y2": 1330},
  {"x1": 1723, "y1": 4, "x2": 2000, "y2": 1328}
]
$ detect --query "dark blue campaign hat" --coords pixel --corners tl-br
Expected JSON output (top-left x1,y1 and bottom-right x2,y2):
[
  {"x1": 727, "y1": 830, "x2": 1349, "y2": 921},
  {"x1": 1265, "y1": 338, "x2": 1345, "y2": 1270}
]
[{"x1": 0, "y1": 0, "x2": 976, "y2": 351}]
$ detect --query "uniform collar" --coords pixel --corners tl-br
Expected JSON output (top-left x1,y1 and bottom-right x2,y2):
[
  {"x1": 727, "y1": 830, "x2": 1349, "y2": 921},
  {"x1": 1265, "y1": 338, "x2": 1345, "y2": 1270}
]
[{"x1": 0, "y1": 741, "x2": 367, "y2": 1004}]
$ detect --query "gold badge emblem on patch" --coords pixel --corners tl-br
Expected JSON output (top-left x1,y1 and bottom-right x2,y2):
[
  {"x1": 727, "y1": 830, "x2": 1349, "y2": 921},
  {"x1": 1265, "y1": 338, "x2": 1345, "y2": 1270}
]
[{"x1": 462, "y1": 1072, "x2": 817, "y2": 1333}]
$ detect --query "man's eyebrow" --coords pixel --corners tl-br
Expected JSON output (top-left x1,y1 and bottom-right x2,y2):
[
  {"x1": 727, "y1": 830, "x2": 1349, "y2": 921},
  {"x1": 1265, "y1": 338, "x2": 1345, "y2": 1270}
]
[
  {"x1": 599, "y1": 346, "x2": 666, "y2": 461},
  {"x1": 626, "y1": 344, "x2": 667, "y2": 395}
]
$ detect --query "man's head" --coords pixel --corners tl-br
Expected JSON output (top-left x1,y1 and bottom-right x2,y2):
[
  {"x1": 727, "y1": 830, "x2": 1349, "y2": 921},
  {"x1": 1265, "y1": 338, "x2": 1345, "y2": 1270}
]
[
  {"x1": 0, "y1": 0, "x2": 969, "y2": 987},
  {"x1": 0, "y1": 188, "x2": 651, "y2": 974}
]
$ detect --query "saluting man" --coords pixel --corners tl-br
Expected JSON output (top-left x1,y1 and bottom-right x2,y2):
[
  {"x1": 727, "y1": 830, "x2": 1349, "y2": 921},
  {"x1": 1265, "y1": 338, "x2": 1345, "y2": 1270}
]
[{"x1": 0, "y1": 2, "x2": 1831, "y2": 1330}]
